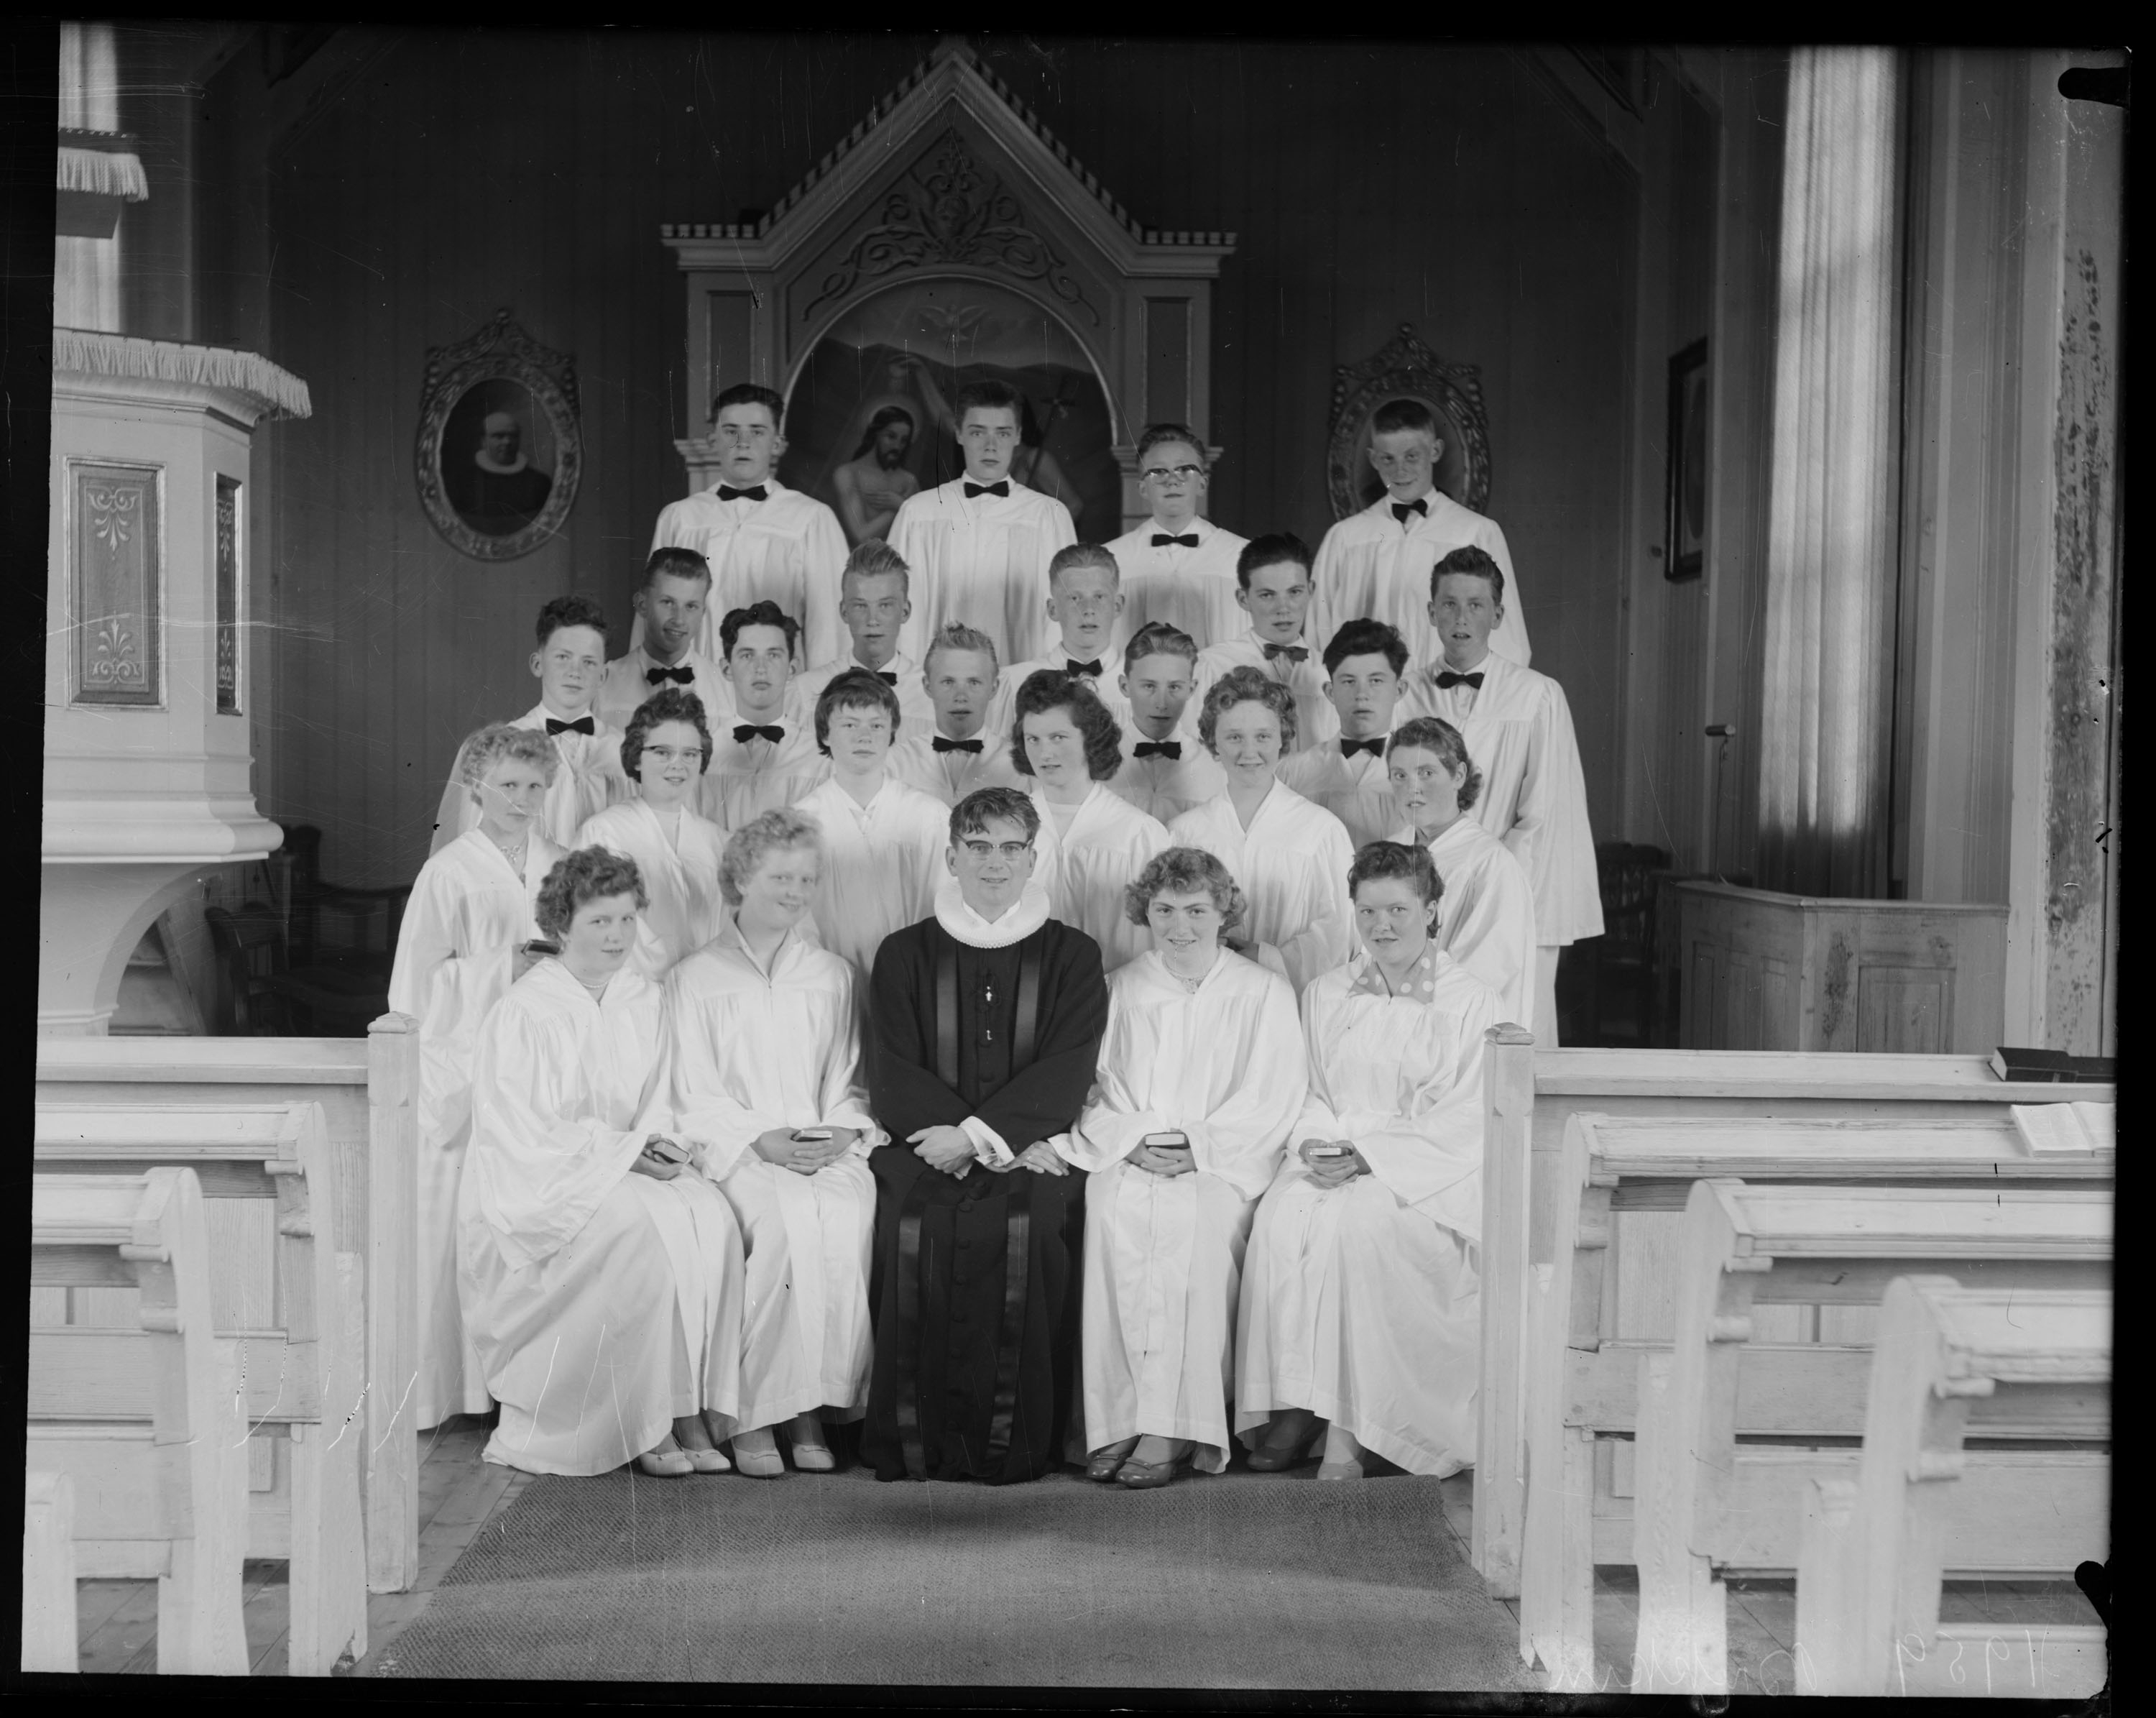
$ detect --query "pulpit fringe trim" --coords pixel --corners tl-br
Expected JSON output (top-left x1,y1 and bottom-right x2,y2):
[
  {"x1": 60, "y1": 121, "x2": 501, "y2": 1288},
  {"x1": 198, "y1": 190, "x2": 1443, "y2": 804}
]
[{"x1": 52, "y1": 328, "x2": 313, "y2": 420}]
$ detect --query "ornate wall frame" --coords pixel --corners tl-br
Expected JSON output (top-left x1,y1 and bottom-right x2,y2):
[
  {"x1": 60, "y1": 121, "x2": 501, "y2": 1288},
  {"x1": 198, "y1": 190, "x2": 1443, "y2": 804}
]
[
  {"x1": 413, "y1": 310, "x2": 581, "y2": 561},
  {"x1": 1326, "y1": 323, "x2": 1493, "y2": 520}
]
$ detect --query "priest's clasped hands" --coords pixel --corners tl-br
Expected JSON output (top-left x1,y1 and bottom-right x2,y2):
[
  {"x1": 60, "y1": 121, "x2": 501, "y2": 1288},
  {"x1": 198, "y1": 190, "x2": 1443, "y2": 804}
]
[
  {"x1": 752, "y1": 1126, "x2": 859, "y2": 1175},
  {"x1": 906, "y1": 1125, "x2": 1067, "y2": 1178},
  {"x1": 1296, "y1": 1138, "x2": 1370, "y2": 1189}
]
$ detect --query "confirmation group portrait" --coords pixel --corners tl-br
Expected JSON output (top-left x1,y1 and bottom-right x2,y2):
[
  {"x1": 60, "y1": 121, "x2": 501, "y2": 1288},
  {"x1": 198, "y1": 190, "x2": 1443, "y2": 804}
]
[{"x1": 392, "y1": 377, "x2": 1601, "y2": 1490}]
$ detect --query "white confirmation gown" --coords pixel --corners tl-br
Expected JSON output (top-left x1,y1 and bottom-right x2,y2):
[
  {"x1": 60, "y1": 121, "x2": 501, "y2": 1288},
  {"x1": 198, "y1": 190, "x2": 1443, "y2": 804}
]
[
  {"x1": 387, "y1": 826, "x2": 561, "y2": 1428},
  {"x1": 658, "y1": 919, "x2": 883, "y2": 1431},
  {"x1": 791, "y1": 775, "x2": 952, "y2": 977},
  {"x1": 573, "y1": 798, "x2": 730, "y2": 982},
  {"x1": 1028, "y1": 782, "x2": 1171, "y2": 972},
  {"x1": 1168, "y1": 780, "x2": 1356, "y2": 996},
  {"x1": 1061, "y1": 950, "x2": 1307, "y2": 1471},
  {"x1": 459, "y1": 960, "x2": 746, "y2": 1476},
  {"x1": 1235, "y1": 945, "x2": 1500, "y2": 1476}
]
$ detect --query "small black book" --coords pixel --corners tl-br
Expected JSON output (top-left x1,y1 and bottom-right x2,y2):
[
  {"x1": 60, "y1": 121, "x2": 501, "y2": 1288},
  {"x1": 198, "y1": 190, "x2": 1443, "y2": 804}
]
[{"x1": 1989, "y1": 1046, "x2": 2116, "y2": 1083}]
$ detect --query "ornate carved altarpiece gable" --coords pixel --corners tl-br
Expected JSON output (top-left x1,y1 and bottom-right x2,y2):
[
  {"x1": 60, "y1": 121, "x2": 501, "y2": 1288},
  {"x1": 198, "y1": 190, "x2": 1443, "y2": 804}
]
[{"x1": 660, "y1": 37, "x2": 1234, "y2": 532}]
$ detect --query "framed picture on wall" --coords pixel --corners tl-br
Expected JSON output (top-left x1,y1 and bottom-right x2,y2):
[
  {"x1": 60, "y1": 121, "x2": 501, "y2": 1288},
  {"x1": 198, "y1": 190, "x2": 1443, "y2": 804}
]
[
  {"x1": 1664, "y1": 338, "x2": 1708, "y2": 582},
  {"x1": 413, "y1": 310, "x2": 582, "y2": 561}
]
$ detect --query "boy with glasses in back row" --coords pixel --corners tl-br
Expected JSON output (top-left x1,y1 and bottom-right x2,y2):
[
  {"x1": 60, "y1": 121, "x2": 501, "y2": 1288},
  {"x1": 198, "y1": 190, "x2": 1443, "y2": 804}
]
[{"x1": 1105, "y1": 423, "x2": 1248, "y2": 649}]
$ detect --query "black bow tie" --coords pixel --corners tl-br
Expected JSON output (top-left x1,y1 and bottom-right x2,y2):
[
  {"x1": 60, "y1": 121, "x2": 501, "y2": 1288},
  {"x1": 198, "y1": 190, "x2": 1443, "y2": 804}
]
[
  {"x1": 1393, "y1": 497, "x2": 1429, "y2": 523},
  {"x1": 1151, "y1": 532, "x2": 1200, "y2": 548},
  {"x1": 1064, "y1": 658, "x2": 1103, "y2": 679},
  {"x1": 1434, "y1": 669, "x2": 1485, "y2": 691},
  {"x1": 1133, "y1": 740, "x2": 1181, "y2": 761},
  {"x1": 544, "y1": 716, "x2": 595, "y2": 737},
  {"x1": 644, "y1": 663, "x2": 696, "y2": 686},
  {"x1": 717, "y1": 484, "x2": 767, "y2": 502},
  {"x1": 963, "y1": 480, "x2": 1010, "y2": 499},
  {"x1": 1340, "y1": 737, "x2": 1386, "y2": 759},
  {"x1": 932, "y1": 735, "x2": 983, "y2": 754},
  {"x1": 1261, "y1": 642, "x2": 1309, "y2": 665},
  {"x1": 858, "y1": 668, "x2": 898, "y2": 685},
  {"x1": 733, "y1": 723, "x2": 784, "y2": 744}
]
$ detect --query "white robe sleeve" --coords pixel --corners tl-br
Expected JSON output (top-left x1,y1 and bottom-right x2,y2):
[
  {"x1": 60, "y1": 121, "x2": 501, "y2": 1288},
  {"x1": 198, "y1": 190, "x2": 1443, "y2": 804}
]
[
  {"x1": 1518, "y1": 678, "x2": 1603, "y2": 945},
  {"x1": 814, "y1": 965, "x2": 885, "y2": 1162},
  {"x1": 387, "y1": 851, "x2": 463, "y2": 1019},
  {"x1": 1277, "y1": 814, "x2": 1357, "y2": 994},
  {"x1": 465, "y1": 998, "x2": 655, "y2": 1269},
  {"x1": 1440, "y1": 845, "x2": 1537, "y2": 1027},
  {"x1": 1482, "y1": 520, "x2": 1531, "y2": 668},
  {"x1": 651, "y1": 980, "x2": 786, "y2": 1180}
]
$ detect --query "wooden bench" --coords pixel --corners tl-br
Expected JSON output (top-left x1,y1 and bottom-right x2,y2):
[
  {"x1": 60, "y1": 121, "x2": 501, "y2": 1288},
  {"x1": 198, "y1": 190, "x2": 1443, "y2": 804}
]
[
  {"x1": 1514, "y1": 1111, "x2": 2112, "y2": 1686},
  {"x1": 27, "y1": 1170, "x2": 249, "y2": 1676},
  {"x1": 32, "y1": 1101, "x2": 369, "y2": 1674},
  {"x1": 1473, "y1": 1037, "x2": 2115, "y2": 1598},
  {"x1": 22, "y1": 1473, "x2": 79, "y2": 1673},
  {"x1": 1795, "y1": 1276, "x2": 2109, "y2": 1697},
  {"x1": 1628, "y1": 1182, "x2": 2112, "y2": 1694},
  {"x1": 34, "y1": 1016, "x2": 420, "y2": 1593}
]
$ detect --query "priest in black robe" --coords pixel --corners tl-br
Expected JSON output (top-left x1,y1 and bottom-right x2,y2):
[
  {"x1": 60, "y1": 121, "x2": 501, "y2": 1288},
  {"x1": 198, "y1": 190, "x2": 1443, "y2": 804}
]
[{"x1": 863, "y1": 786, "x2": 1109, "y2": 1482}]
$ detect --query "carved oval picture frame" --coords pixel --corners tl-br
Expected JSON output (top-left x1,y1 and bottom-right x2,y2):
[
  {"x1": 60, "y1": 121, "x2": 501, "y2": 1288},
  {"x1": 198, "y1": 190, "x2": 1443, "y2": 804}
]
[
  {"x1": 415, "y1": 310, "x2": 581, "y2": 561},
  {"x1": 1326, "y1": 323, "x2": 1492, "y2": 521}
]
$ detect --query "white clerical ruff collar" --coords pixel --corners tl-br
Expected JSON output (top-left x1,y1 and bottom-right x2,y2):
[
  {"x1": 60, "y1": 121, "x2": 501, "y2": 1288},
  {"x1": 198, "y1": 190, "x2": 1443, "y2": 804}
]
[
  {"x1": 934, "y1": 877, "x2": 1051, "y2": 949},
  {"x1": 474, "y1": 449, "x2": 531, "y2": 476}
]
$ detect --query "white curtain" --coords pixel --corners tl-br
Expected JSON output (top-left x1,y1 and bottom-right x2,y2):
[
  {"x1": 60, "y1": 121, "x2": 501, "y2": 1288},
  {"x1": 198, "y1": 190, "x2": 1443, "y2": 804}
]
[
  {"x1": 55, "y1": 22, "x2": 124, "y2": 332},
  {"x1": 1759, "y1": 47, "x2": 1901, "y2": 897}
]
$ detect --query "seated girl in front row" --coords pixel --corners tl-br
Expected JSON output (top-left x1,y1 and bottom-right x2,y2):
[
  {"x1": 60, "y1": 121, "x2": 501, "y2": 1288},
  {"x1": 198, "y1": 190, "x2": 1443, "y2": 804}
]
[{"x1": 459, "y1": 845, "x2": 747, "y2": 1477}]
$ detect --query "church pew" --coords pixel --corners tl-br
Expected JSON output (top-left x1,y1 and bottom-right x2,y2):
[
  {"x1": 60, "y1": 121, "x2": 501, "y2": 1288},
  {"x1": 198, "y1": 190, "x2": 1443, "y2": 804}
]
[
  {"x1": 22, "y1": 1472, "x2": 79, "y2": 1673},
  {"x1": 1514, "y1": 1113, "x2": 2112, "y2": 1684},
  {"x1": 1471, "y1": 1036, "x2": 2114, "y2": 1599},
  {"x1": 1627, "y1": 1182, "x2": 2111, "y2": 1695},
  {"x1": 34, "y1": 1015, "x2": 420, "y2": 1594},
  {"x1": 32, "y1": 1101, "x2": 369, "y2": 1674},
  {"x1": 1795, "y1": 1276, "x2": 2109, "y2": 1698},
  {"x1": 27, "y1": 1170, "x2": 249, "y2": 1676}
]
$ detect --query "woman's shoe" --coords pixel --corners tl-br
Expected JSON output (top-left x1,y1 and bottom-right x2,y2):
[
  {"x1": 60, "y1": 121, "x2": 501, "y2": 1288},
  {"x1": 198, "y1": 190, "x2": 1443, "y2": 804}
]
[
  {"x1": 1086, "y1": 1438, "x2": 1140, "y2": 1482},
  {"x1": 732, "y1": 1429, "x2": 787, "y2": 1479},
  {"x1": 682, "y1": 1446, "x2": 732, "y2": 1474},
  {"x1": 635, "y1": 1446, "x2": 694, "y2": 1478},
  {"x1": 1246, "y1": 1413, "x2": 1319, "y2": 1472},
  {"x1": 787, "y1": 1413, "x2": 834, "y2": 1472},
  {"x1": 1316, "y1": 1457, "x2": 1365, "y2": 1481}
]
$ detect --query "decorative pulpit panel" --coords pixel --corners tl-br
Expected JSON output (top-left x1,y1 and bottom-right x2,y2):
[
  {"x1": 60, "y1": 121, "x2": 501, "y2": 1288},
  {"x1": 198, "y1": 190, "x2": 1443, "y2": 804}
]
[{"x1": 660, "y1": 39, "x2": 1234, "y2": 538}]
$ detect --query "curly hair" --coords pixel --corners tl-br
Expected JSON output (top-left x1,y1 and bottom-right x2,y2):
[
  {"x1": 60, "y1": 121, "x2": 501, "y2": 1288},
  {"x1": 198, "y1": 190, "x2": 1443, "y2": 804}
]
[
  {"x1": 1346, "y1": 839, "x2": 1445, "y2": 909},
  {"x1": 1429, "y1": 544, "x2": 1507, "y2": 607},
  {"x1": 1387, "y1": 716, "x2": 1483, "y2": 813},
  {"x1": 717, "y1": 808, "x2": 822, "y2": 906},
  {"x1": 815, "y1": 667, "x2": 903, "y2": 753},
  {"x1": 459, "y1": 722, "x2": 559, "y2": 791},
  {"x1": 621, "y1": 687, "x2": 713, "y2": 782},
  {"x1": 719, "y1": 600, "x2": 801, "y2": 661},
  {"x1": 950, "y1": 786, "x2": 1040, "y2": 845},
  {"x1": 1196, "y1": 664, "x2": 1298, "y2": 755},
  {"x1": 535, "y1": 845, "x2": 649, "y2": 939},
  {"x1": 1322, "y1": 617, "x2": 1409, "y2": 678},
  {"x1": 535, "y1": 592, "x2": 608, "y2": 647},
  {"x1": 1121, "y1": 845, "x2": 1246, "y2": 939},
  {"x1": 1010, "y1": 670, "x2": 1123, "y2": 783}
]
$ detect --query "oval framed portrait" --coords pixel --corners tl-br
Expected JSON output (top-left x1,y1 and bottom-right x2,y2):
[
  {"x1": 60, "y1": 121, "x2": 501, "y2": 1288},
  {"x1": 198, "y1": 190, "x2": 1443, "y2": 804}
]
[
  {"x1": 1325, "y1": 323, "x2": 1492, "y2": 522},
  {"x1": 414, "y1": 311, "x2": 581, "y2": 560}
]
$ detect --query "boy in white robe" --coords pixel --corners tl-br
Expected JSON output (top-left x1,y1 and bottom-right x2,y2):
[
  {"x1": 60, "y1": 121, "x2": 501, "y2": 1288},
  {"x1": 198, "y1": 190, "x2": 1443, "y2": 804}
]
[
  {"x1": 1169, "y1": 666, "x2": 1356, "y2": 996},
  {"x1": 791, "y1": 670, "x2": 952, "y2": 978},
  {"x1": 704, "y1": 600, "x2": 829, "y2": 827},
  {"x1": 391, "y1": 723, "x2": 563, "y2": 1428},
  {"x1": 1103, "y1": 423, "x2": 1248, "y2": 649},
  {"x1": 460, "y1": 846, "x2": 746, "y2": 1478},
  {"x1": 430, "y1": 593, "x2": 629, "y2": 855},
  {"x1": 573, "y1": 686, "x2": 729, "y2": 981},
  {"x1": 1278, "y1": 617, "x2": 1410, "y2": 848},
  {"x1": 1192, "y1": 533, "x2": 1340, "y2": 756},
  {"x1": 1010, "y1": 669, "x2": 1169, "y2": 972},
  {"x1": 1385, "y1": 714, "x2": 1538, "y2": 1030},
  {"x1": 647, "y1": 382, "x2": 848, "y2": 668},
  {"x1": 887, "y1": 622, "x2": 1026, "y2": 807},
  {"x1": 596, "y1": 547, "x2": 737, "y2": 736},
  {"x1": 1309, "y1": 395, "x2": 1530, "y2": 669},
  {"x1": 791, "y1": 539, "x2": 936, "y2": 738},
  {"x1": 1237, "y1": 840, "x2": 1500, "y2": 1480},
  {"x1": 657, "y1": 809, "x2": 883, "y2": 1475},
  {"x1": 1396, "y1": 548, "x2": 1601, "y2": 1042},
  {"x1": 1107, "y1": 622, "x2": 1227, "y2": 824},
  {"x1": 890, "y1": 378, "x2": 1077, "y2": 666},
  {"x1": 1061, "y1": 847, "x2": 1306, "y2": 1484},
  {"x1": 988, "y1": 542, "x2": 1133, "y2": 732}
]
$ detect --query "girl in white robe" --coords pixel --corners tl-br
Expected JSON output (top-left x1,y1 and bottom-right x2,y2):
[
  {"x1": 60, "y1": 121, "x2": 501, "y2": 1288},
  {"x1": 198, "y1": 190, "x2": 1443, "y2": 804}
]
[
  {"x1": 1385, "y1": 715, "x2": 1538, "y2": 1030},
  {"x1": 388, "y1": 724, "x2": 564, "y2": 1430},
  {"x1": 459, "y1": 847, "x2": 746, "y2": 1477},
  {"x1": 657, "y1": 809, "x2": 883, "y2": 1476},
  {"x1": 572, "y1": 686, "x2": 729, "y2": 981},
  {"x1": 1061, "y1": 847, "x2": 1306, "y2": 1485},
  {"x1": 1167, "y1": 666, "x2": 1356, "y2": 995},
  {"x1": 1010, "y1": 669, "x2": 1171, "y2": 971},
  {"x1": 1237, "y1": 840, "x2": 1501, "y2": 1479}
]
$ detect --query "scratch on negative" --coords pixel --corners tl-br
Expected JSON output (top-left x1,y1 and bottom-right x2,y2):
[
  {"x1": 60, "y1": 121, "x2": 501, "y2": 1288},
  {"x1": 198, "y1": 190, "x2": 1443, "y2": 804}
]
[{"x1": 514, "y1": 1329, "x2": 573, "y2": 1453}]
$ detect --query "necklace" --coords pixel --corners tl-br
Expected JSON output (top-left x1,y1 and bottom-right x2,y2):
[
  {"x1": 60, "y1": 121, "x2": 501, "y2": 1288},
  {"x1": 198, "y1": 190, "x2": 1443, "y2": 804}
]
[{"x1": 495, "y1": 834, "x2": 528, "y2": 874}]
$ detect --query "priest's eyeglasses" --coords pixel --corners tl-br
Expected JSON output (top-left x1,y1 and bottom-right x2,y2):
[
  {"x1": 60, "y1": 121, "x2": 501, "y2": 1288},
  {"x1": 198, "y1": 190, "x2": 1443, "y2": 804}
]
[
  {"x1": 959, "y1": 839, "x2": 1036, "y2": 862},
  {"x1": 1141, "y1": 464, "x2": 1204, "y2": 482}
]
